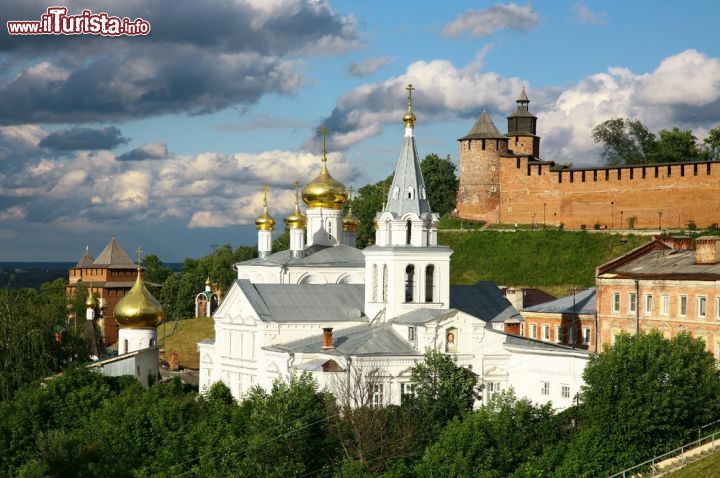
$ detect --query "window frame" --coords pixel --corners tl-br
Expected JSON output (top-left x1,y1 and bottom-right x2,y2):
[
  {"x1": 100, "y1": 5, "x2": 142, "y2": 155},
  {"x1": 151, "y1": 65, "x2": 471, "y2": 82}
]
[
  {"x1": 530, "y1": 324, "x2": 537, "y2": 339},
  {"x1": 612, "y1": 292, "x2": 621, "y2": 314},
  {"x1": 628, "y1": 292, "x2": 637, "y2": 314},
  {"x1": 543, "y1": 324, "x2": 550, "y2": 341},
  {"x1": 661, "y1": 294, "x2": 670, "y2": 316},
  {"x1": 679, "y1": 295, "x2": 688, "y2": 317},
  {"x1": 561, "y1": 385, "x2": 570, "y2": 399},
  {"x1": 582, "y1": 327, "x2": 591, "y2": 345},
  {"x1": 645, "y1": 294, "x2": 653, "y2": 314},
  {"x1": 555, "y1": 325, "x2": 562, "y2": 344},
  {"x1": 698, "y1": 296, "x2": 707, "y2": 318},
  {"x1": 541, "y1": 381, "x2": 550, "y2": 396}
]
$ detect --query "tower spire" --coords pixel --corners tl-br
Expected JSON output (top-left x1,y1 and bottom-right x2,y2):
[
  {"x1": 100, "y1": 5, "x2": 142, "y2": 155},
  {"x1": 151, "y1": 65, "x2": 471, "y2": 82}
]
[{"x1": 402, "y1": 83, "x2": 417, "y2": 131}]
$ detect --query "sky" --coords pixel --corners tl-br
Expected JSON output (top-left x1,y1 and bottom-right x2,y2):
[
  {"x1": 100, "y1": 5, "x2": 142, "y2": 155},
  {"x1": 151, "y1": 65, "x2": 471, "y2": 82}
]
[{"x1": 1, "y1": 0, "x2": 720, "y2": 261}]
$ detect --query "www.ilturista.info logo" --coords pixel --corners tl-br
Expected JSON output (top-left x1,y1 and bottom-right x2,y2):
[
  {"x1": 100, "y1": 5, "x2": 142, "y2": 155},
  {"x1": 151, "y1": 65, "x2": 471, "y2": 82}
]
[{"x1": 7, "y1": 7, "x2": 151, "y2": 36}]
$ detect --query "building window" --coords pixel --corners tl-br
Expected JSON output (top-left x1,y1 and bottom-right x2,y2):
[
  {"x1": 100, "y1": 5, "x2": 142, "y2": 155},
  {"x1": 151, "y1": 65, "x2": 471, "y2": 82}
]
[
  {"x1": 487, "y1": 381, "x2": 502, "y2": 401},
  {"x1": 400, "y1": 383, "x2": 414, "y2": 404},
  {"x1": 612, "y1": 293, "x2": 620, "y2": 313},
  {"x1": 382, "y1": 265, "x2": 388, "y2": 302},
  {"x1": 661, "y1": 295, "x2": 670, "y2": 316},
  {"x1": 583, "y1": 327, "x2": 591, "y2": 345},
  {"x1": 698, "y1": 296, "x2": 707, "y2": 318},
  {"x1": 543, "y1": 325, "x2": 550, "y2": 341},
  {"x1": 425, "y1": 265, "x2": 436, "y2": 303},
  {"x1": 716, "y1": 297, "x2": 720, "y2": 320},
  {"x1": 679, "y1": 295, "x2": 688, "y2": 317},
  {"x1": 568, "y1": 326, "x2": 576, "y2": 344},
  {"x1": 406, "y1": 220, "x2": 412, "y2": 245},
  {"x1": 371, "y1": 265, "x2": 378, "y2": 302},
  {"x1": 555, "y1": 326, "x2": 562, "y2": 343},
  {"x1": 404, "y1": 265, "x2": 415, "y2": 302},
  {"x1": 628, "y1": 293, "x2": 637, "y2": 313},
  {"x1": 408, "y1": 326, "x2": 415, "y2": 342},
  {"x1": 645, "y1": 294, "x2": 653, "y2": 314},
  {"x1": 561, "y1": 385, "x2": 570, "y2": 399},
  {"x1": 531, "y1": 324, "x2": 537, "y2": 339},
  {"x1": 541, "y1": 381, "x2": 550, "y2": 396},
  {"x1": 371, "y1": 384, "x2": 384, "y2": 407}
]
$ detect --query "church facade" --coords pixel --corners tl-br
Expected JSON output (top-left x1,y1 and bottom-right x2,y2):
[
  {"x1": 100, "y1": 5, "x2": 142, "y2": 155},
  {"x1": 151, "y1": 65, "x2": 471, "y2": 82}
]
[
  {"x1": 199, "y1": 87, "x2": 589, "y2": 410},
  {"x1": 457, "y1": 89, "x2": 720, "y2": 230}
]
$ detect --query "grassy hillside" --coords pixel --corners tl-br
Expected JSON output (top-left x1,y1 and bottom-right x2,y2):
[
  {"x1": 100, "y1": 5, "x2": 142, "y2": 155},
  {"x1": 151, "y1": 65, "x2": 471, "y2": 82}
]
[
  {"x1": 157, "y1": 317, "x2": 214, "y2": 369},
  {"x1": 439, "y1": 230, "x2": 650, "y2": 289},
  {"x1": 666, "y1": 448, "x2": 720, "y2": 477}
]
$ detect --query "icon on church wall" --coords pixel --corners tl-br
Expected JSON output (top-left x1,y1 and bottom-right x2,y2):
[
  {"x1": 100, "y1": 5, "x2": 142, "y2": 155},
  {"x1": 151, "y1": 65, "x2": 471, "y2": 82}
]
[{"x1": 446, "y1": 327, "x2": 457, "y2": 353}]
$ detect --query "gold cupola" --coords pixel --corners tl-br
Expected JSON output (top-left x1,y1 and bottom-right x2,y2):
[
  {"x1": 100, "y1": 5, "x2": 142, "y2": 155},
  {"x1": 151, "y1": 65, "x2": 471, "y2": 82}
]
[
  {"x1": 285, "y1": 181, "x2": 307, "y2": 229},
  {"x1": 343, "y1": 186, "x2": 361, "y2": 232},
  {"x1": 255, "y1": 185, "x2": 276, "y2": 231},
  {"x1": 114, "y1": 261, "x2": 163, "y2": 329},
  {"x1": 403, "y1": 83, "x2": 416, "y2": 128},
  {"x1": 302, "y1": 125, "x2": 348, "y2": 210},
  {"x1": 85, "y1": 287, "x2": 97, "y2": 307}
]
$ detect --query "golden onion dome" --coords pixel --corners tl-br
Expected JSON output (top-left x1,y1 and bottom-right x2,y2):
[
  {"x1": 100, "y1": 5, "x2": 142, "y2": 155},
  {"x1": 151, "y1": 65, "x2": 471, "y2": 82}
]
[
  {"x1": 285, "y1": 180, "x2": 307, "y2": 229},
  {"x1": 85, "y1": 290, "x2": 97, "y2": 307},
  {"x1": 114, "y1": 274, "x2": 163, "y2": 329},
  {"x1": 343, "y1": 209, "x2": 360, "y2": 232},
  {"x1": 403, "y1": 83, "x2": 417, "y2": 127},
  {"x1": 205, "y1": 276, "x2": 211, "y2": 286},
  {"x1": 255, "y1": 185, "x2": 276, "y2": 231},
  {"x1": 302, "y1": 159, "x2": 348, "y2": 209},
  {"x1": 372, "y1": 216, "x2": 379, "y2": 230}
]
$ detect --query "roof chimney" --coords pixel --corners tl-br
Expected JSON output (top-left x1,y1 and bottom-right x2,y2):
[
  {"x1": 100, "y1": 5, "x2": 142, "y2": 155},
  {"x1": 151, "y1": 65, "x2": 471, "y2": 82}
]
[
  {"x1": 322, "y1": 328, "x2": 334, "y2": 350},
  {"x1": 696, "y1": 236, "x2": 720, "y2": 264}
]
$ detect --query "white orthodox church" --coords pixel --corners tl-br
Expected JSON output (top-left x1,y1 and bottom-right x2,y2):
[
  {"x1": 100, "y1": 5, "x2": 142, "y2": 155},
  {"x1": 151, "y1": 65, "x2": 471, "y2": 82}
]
[{"x1": 198, "y1": 87, "x2": 589, "y2": 410}]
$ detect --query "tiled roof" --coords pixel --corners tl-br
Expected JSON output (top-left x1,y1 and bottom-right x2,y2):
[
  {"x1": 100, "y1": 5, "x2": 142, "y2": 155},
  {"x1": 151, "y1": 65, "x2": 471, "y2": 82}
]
[
  {"x1": 523, "y1": 287, "x2": 596, "y2": 315},
  {"x1": 92, "y1": 237, "x2": 135, "y2": 267},
  {"x1": 450, "y1": 281, "x2": 522, "y2": 323},
  {"x1": 459, "y1": 111, "x2": 506, "y2": 140},
  {"x1": 75, "y1": 246, "x2": 94, "y2": 267}
]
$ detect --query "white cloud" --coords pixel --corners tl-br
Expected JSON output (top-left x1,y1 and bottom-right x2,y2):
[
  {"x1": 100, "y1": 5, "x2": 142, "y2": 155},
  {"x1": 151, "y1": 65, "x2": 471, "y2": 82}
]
[
  {"x1": 442, "y1": 3, "x2": 539, "y2": 38},
  {"x1": 0, "y1": 206, "x2": 26, "y2": 221},
  {"x1": 572, "y1": 3, "x2": 607, "y2": 25}
]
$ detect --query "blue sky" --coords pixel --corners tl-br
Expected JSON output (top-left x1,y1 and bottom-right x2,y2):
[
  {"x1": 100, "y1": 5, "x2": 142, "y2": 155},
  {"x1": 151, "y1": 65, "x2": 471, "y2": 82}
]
[{"x1": 1, "y1": 1, "x2": 719, "y2": 261}]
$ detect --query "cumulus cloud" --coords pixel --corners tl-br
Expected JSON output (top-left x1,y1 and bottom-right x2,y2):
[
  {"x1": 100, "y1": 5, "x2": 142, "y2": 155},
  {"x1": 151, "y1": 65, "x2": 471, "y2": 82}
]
[
  {"x1": 117, "y1": 143, "x2": 169, "y2": 161},
  {"x1": 0, "y1": 0, "x2": 358, "y2": 124},
  {"x1": 572, "y1": 3, "x2": 607, "y2": 25},
  {"x1": 349, "y1": 56, "x2": 392, "y2": 77},
  {"x1": 442, "y1": 3, "x2": 539, "y2": 38},
  {"x1": 39, "y1": 126, "x2": 128, "y2": 151},
  {"x1": 311, "y1": 53, "x2": 525, "y2": 151}
]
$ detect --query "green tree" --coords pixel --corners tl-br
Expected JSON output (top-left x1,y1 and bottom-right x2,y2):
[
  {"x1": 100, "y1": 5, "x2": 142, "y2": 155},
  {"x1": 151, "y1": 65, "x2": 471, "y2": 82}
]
[
  {"x1": 350, "y1": 175, "x2": 393, "y2": 248},
  {"x1": 420, "y1": 153, "x2": 458, "y2": 217},
  {"x1": 656, "y1": 127, "x2": 699, "y2": 162},
  {"x1": 558, "y1": 331, "x2": 720, "y2": 477},
  {"x1": 416, "y1": 391, "x2": 569, "y2": 478},
  {"x1": 142, "y1": 253, "x2": 173, "y2": 296},
  {"x1": 702, "y1": 124, "x2": 720, "y2": 160},
  {"x1": 592, "y1": 118, "x2": 657, "y2": 165},
  {"x1": 406, "y1": 349, "x2": 481, "y2": 446}
]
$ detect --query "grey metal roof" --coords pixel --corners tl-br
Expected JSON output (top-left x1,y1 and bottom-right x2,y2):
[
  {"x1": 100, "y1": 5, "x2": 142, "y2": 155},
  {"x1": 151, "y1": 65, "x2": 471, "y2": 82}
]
[
  {"x1": 236, "y1": 280, "x2": 367, "y2": 323},
  {"x1": 75, "y1": 246, "x2": 94, "y2": 267},
  {"x1": 503, "y1": 333, "x2": 591, "y2": 353},
  {"x1": 390, "y1": 308, "x2": 454, "y2": 325},
  {"x1": 264, "y1": 323, "x2": 420, "y2": 356},
  {"x1": 92, "y1": 237, "x2": 135, "y2": 267},
  {"x1": 459, "y1": 111, "x2": 506, "y2": 140},
  {"x1": 523, "y1": 287, "x2": 596, "y2": 315},
  {"x1": 517, "y1": 86, "x2": 529, "y2": 102},
  {"x1": 240, "y1": 244, "x2": 365, "y2": 268},
  {"x1": 384, "y1": 135, "x2": 432, "y2": 219},
  {"x1": 450, "y1": 281, "x2": 522, "y2": 323},
  {"x1": 611, "y1": 248, "x2": 720, "y2": 279}
]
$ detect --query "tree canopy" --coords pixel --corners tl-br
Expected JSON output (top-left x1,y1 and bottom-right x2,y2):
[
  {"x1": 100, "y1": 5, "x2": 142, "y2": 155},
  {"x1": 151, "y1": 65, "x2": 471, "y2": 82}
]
[{"x1": 592, "y1": 118, "x2": 720, "y2": 165}]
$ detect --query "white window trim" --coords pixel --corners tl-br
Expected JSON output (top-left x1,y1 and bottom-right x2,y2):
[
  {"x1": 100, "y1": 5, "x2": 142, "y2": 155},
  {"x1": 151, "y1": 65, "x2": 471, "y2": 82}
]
[
  {"x1": 555, "y1": 326, "x2": 561, "y2": 344},
  {"x1": 543, "y1": 325, "x2": 550, "y2": 341},
  {"x1": 716, "y1": 297, "x2": 720, "y2": 320},
  {"x1": 679, "y1": 295, "x2": 688, "y2": 317},
  {"x1": 531, "y1": 324, "x2": 537, "y2": 339},
  {"x1": 612, "y1": 292, "x2": 621, "y2": 314},
  {"x1": 582, "y1": 327, "x2": 591, "y2": 345},
  {"x1": 541, "y1": 381, "x2": 550, "y2": 396},
  {"x1": 661, "y1": 294, "x2": 670, "y2": 317},
  {"x1": 628, "y1": 292, "x2": 637, "y2": 313},
  {"x1": 645, "y1": 294, "x2": 653, "y2": 315},
  {"x1": 561, "y1": 384, "x2": 570, "y2": 399},
  {"x1": 698, "y1": 296, "x2": 707, "y2": 318}
]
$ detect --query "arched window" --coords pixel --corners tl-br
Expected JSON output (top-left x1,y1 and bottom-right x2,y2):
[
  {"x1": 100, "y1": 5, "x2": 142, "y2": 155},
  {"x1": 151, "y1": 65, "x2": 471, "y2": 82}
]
[
  {"x1": 372, "y1": 264, "x2": 378, "y2": 302},
  {"x1": 385, "y1": 219, "x2": 391, "y2": 245},
  {"x1": 425, "y1": 265, "x2": 435, "y2": 303},
  {"x1": 392, "y1": 186, "x2": 400, "y2": 199},
  {"x1": 406, "y1": 187, "x2": 414, "y2": 199},
  {"x1": 405, "y1": 265, "x2": 415, "y2": 302},
  {"x1": 327, "y1": 219, "x2": 334, "y2": 241},
  {"x1": 123, "y1": 339, "x2": 129, "y2": 354},
  {"x1": 382, "y1": 265, "x2": 388, "y2": 302},
  {"x1": 406, "y1": 220, "x2": 412, "y2": 245}
]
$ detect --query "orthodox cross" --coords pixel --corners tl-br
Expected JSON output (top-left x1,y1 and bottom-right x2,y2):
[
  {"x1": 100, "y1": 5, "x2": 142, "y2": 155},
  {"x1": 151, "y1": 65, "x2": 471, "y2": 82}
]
[
  {"x1": 317, "y1": 125, "x2": 330, "y2": 161},
  {"x1": 135, "y1": 246, "x2": 144, "y2": 271},
  {"x1": 406, "y1": 83, "x2": 415, "y2": 110},
  {"x1": 262, "y1": 184, "x2": 269, "y2": 209}
]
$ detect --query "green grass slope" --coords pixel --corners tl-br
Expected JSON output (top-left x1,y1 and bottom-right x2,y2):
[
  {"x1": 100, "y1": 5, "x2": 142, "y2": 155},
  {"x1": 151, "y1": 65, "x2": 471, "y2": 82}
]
[
  {"x1": 439, "y1": 230, "x2": 650, "y2": 289},
  {"x1": 157, "y1": 317, "x2": 214, "y2": 369},
  {"x1": 666, "y1": 447, "x2": 720, "y2": 478}
]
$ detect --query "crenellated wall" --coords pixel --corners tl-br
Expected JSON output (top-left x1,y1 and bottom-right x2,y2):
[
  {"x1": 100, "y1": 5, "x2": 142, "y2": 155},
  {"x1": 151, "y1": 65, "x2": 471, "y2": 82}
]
[{"x1": 493, "y1": 158, "x2": 720, "y2": 229}]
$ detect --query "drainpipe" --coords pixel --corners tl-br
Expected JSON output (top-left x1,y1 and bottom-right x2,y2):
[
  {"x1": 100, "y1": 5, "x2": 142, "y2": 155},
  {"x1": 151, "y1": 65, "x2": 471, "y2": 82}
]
[
  {"x1": 594, "y1": 310, "x2": 599, "y2": 353},
  {"x1": 635, "y1": 280, "x2": 640, "y2": 335}
]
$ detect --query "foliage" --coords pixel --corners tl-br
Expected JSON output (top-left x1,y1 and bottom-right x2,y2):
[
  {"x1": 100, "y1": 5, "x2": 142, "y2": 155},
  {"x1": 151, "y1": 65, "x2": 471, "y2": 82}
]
[
  {"x1": 0, "y1": 282, "x2": 91, "y2": 401},
  {"x1": 416, "y1": 391, "x2": 570, "y2": 478},
  {"x1": 420, "y1": 153, "x2": 459, "y2": 217},
  {"x1": 558, "y1": 331, "x2": 720, "y2": 477},
  {"x1": 141, "y1": 253, "x2": 173, "y2": 296},
  {"x1": 437, "y1": 213, "x2": 485, "y2": 230},
  {"x1": 665, "y1": 447, "x2": 720, "y2": 478},
  {"x1": 350, "y1": 174, "x2": 393, "y2": 248},
  {"x1": 592, "y1": 118, "x2": 717, "y2": 164},
  {"x1": 406, "y1": 349, "x2": 481, "y2": 446},
  {"x1": 440, "y1": 230, "x2": 648, "y2": 287}
]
